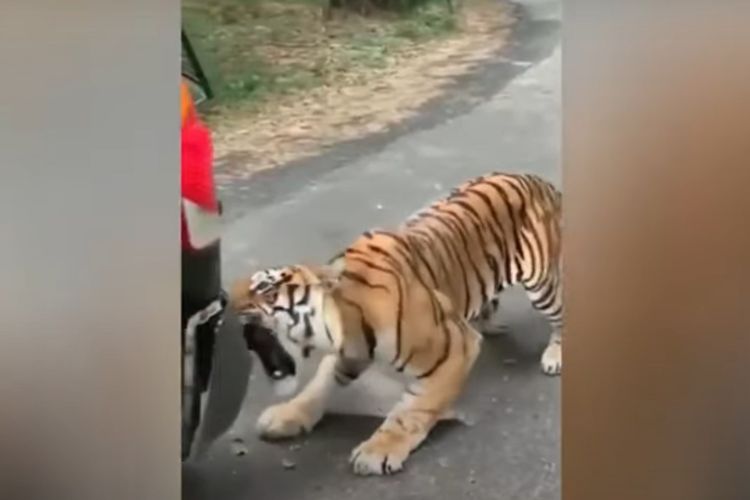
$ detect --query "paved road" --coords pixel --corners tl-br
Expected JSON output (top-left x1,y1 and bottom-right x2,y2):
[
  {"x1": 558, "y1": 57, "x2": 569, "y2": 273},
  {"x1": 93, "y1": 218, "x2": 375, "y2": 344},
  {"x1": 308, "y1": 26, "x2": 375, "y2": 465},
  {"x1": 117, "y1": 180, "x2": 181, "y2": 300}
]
[{"x1": 185, "y1": 1, "x2": 561, "y2": 498}]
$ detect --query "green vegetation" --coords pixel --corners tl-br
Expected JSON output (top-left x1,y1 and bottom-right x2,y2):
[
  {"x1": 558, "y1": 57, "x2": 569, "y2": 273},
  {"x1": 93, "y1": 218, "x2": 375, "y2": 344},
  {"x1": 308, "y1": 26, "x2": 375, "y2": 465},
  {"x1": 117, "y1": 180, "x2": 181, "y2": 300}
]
[{"x1": 182, "y1": 0, "x2": 458, "y2": 112}]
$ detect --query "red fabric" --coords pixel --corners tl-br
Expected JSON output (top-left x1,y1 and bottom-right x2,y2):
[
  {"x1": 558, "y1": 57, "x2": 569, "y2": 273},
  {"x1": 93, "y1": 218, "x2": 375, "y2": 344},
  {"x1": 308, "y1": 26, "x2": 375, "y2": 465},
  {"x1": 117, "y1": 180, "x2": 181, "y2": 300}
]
[
  {"x1": 181, "y1": 117, "x2": 217, "y2": 210},
  {"x1": 181, "y1": 94, "x2": 218, "y2": 250}
]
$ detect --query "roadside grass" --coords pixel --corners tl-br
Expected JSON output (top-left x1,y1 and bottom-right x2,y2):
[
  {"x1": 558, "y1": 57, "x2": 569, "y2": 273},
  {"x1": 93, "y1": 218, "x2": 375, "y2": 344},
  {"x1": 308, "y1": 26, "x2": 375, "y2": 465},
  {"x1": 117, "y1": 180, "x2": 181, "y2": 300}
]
[{"x1": 182, "y1": 0, "x2": 458, "y2": 118}]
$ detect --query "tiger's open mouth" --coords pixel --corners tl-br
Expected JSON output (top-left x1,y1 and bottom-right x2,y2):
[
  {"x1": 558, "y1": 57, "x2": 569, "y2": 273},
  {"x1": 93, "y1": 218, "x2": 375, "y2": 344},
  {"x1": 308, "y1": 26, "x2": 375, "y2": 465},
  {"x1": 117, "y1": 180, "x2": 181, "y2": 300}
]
[{"x1": 242, "y1": 320, "x2": 298, "y2": 395}]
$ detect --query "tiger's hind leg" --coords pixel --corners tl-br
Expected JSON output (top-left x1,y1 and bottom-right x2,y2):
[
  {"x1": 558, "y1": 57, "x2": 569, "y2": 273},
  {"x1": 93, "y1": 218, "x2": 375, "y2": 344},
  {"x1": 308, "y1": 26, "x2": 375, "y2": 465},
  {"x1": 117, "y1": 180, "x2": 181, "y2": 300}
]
[
  {"x1": 350, "y1": 317, "x2": 483, "y2": 475},
  {"x1": 524, "y1": 271, "x2": 563, "y2": 376}
]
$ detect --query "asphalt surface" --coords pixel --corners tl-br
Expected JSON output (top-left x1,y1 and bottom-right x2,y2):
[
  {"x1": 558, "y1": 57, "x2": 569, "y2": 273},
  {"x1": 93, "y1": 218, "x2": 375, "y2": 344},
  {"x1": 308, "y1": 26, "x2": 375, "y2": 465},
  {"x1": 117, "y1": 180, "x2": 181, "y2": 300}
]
[{"x1": 184, "y1": 1, "x2": 561, "y2": 498}]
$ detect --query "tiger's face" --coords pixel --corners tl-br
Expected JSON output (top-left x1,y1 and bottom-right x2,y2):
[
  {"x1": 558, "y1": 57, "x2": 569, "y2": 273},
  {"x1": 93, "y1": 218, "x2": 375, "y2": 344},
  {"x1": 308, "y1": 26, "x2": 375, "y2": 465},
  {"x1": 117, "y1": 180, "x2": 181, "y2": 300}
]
[{"x1": 229, "y1": 263, "x2": 343, "y2": 363}]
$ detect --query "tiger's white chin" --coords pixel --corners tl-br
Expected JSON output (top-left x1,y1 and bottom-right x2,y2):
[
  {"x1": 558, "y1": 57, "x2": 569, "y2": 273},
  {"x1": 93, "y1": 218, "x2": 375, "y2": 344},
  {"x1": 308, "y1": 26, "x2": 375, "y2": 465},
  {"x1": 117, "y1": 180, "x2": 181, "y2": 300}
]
[{"x1": 271, "y1": 375, "x2": 299, "y2": 397}]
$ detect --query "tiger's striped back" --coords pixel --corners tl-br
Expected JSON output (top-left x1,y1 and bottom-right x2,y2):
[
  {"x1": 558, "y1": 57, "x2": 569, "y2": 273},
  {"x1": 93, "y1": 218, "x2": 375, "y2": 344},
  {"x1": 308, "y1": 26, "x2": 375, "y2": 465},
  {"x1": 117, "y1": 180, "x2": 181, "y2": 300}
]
[{"x1": 339, "y1": 172, "x2": 561, "y2": 326}]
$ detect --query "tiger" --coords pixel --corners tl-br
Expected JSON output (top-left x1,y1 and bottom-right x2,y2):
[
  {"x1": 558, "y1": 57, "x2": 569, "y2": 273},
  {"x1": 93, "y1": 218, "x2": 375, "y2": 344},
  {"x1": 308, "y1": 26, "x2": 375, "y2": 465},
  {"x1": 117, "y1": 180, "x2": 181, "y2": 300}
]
[{"x1": 229, "y1": 172, "x2": 562, "y2": 476}]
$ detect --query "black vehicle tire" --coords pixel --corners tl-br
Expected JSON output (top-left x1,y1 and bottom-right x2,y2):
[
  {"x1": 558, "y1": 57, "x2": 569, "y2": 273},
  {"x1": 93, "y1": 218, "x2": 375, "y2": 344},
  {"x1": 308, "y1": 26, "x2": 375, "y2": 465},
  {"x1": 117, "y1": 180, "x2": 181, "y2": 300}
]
[
  {"x1": 181, "y1": 239, "x2": 223, "y2": 461},
  {"x1": 181, "y1": 314, "x2": 221, "y2": 461}
]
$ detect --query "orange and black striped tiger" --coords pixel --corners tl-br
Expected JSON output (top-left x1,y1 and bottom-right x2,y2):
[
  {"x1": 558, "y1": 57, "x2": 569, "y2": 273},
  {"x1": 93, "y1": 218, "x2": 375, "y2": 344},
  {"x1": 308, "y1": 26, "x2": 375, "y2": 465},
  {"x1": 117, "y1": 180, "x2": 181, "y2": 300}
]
[{"x1": 229, "y1": 172, "x2": 562, "y2": 475}]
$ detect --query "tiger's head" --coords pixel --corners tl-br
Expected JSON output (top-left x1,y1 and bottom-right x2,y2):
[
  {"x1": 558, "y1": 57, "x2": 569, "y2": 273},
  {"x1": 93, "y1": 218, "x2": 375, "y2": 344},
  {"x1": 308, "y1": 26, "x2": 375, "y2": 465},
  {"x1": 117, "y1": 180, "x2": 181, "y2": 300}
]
[{"x1": 229, "y1": 260, "x2": 345, "y2": 381}]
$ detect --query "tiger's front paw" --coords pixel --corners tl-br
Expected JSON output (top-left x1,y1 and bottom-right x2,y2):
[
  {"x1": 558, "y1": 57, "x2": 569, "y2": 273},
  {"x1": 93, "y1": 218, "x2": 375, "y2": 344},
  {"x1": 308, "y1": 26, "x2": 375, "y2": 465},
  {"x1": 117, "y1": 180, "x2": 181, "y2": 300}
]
[
  {"x1": 541, "y1": 342, "x2": 562, "y2": 376},
  {"x1": 350, "y1": 432, "x2": 410, "y2": 476},
  {"x1": 256, "y1": 402, "x2": 320, "y2": 440}
]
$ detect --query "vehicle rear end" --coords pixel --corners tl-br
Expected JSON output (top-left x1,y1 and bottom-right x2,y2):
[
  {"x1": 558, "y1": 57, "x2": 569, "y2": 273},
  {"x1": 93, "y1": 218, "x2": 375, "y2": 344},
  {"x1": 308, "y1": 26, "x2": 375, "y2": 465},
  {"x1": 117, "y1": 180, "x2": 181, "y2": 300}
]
[
  {"x1": 180, "y1": 78, "x2": 297, "y2": 461},
  {"x1": 181, "y1": 78, "x2": 225, "y2": 460}
]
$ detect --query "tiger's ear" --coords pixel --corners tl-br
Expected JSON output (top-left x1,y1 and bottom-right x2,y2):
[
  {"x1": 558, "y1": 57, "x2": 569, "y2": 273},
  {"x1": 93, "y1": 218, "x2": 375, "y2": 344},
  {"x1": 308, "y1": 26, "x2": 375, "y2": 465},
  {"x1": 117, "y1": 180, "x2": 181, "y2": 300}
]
[{"x1": 311, "y1": 256, "x2": 345, "y2": 291}]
